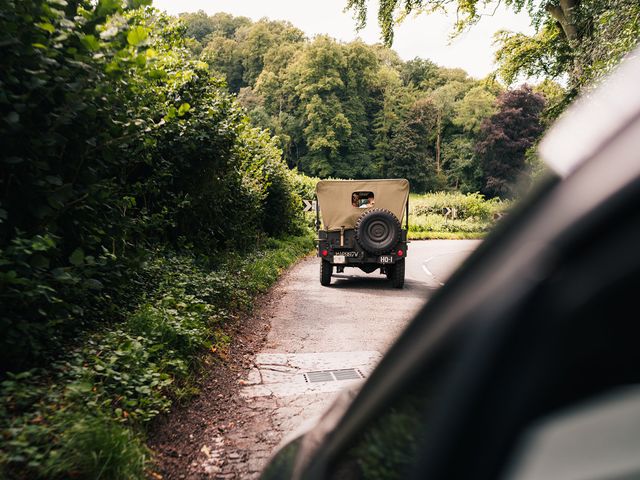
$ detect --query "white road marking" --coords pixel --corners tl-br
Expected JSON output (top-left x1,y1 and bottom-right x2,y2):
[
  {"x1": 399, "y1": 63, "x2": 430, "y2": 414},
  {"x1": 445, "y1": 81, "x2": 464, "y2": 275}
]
[
  {"x1": 422, "y1": 256, "x2": 435, "y2": 278},
  {"x1": 423, "y1": 255, "x2": 450, "y2": 286},
  {"x1": 423, "y1": 250, "x2": 476, "y2": 285}
]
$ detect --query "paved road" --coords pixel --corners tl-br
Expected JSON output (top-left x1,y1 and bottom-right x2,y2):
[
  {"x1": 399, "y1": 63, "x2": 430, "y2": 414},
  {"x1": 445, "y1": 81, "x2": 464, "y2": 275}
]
[
  {"x1": 264, "y1": 239, "x2": 480, "y2": 355},
  {"x1": 222, "y1": 240, "x2": 481, "y2": 477}
]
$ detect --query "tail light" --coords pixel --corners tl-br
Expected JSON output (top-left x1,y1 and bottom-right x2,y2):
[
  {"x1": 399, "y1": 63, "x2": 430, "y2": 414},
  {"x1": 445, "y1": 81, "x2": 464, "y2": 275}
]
[{"x1": 397, "y1": 249, "x2": 404, "y2": 257}]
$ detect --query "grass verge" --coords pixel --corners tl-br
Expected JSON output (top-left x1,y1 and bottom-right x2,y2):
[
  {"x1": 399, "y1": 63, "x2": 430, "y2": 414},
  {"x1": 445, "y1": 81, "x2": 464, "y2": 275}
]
[
  {"x1": 0, "y1": 231, "x2": 314, "y2": 479},
  {"x1": 408, "y1": 231, "x2": 487, "y2": 240},
  {"x1": 407, "y1": 192, "x2": 510, "y2": 240}
]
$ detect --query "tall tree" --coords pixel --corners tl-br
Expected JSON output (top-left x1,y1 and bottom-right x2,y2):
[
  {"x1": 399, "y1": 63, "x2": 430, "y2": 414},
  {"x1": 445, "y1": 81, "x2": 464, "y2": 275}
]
[
  {"x1": 182, "y1": 12, "x2": 546, "y2": 192},
  {"x1": 429, "y1": 80, "x2": 471, "y2": 174},
  {"x1": 293, "y1": 37, "x2": 350, "y2": 176},
  {"x1": 200, "y1": 36, "x2": 245, "y2": 91},
  {"x1": 446, "y1": 84, "x2": 500, "y2": 191},
  {"x1": 452, "y1": 85, "x2": 499, "y2": 135},
  {"x1": 400, "y1": 58, "x2": 440, "y2": 87},
  {"x1": 236, "y1": 20, "x2": 306, "y2": 87},
  {"x1": 346, "y1": 0, "x2": 640, "y2": 98},
  {"x1": 373, "y1": 66, "x2": 409, "y2": 176},
  {"x1": 195, "y1": 17, "x2": 305, "y2": 92},
  {"x1": 385, "y1": 97, "x2": 439, "y2": 191},
  {"x1": 476, "y1": 86, "x2": 545, "y2": 198},
  {"x1": 179, "y1": 11, "x2": 251, "y2": 42}
]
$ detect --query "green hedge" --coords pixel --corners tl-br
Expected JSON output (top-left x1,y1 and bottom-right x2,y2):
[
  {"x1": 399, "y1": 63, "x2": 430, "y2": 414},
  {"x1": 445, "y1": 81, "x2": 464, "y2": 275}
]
[
  {"x1": 0, "y1": 2, "x2": 304, "y2": 371},
  {"x1": 0, "y1": 232, "x2": 314, "y2": 479},
  {"x1": 290, "y1": 170, "x2": 320, "y2": 202},
  {"x1": 410, "y1": 191, "x2": 508, "y2": 221},
  {"x1": 407, "y1": 192, "x2": 511, "y2": 238}
]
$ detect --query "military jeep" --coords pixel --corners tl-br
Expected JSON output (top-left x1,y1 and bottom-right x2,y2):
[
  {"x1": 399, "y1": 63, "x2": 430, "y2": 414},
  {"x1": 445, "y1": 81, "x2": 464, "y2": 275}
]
[{"x1": 315, "y1": 179, "x2": 409, "y2": 288}]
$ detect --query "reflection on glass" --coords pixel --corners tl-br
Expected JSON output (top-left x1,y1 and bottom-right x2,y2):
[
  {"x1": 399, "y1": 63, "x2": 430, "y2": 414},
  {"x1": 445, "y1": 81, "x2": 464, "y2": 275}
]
[{"x1": 352, "y1": 192, "x2": 375, "y2": 209}]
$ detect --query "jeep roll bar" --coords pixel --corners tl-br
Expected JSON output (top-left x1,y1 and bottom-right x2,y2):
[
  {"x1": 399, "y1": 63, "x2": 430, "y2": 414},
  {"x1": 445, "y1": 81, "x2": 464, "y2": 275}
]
[{"x1": 406, "y1": 197, "x2": 409, "y2": 230}]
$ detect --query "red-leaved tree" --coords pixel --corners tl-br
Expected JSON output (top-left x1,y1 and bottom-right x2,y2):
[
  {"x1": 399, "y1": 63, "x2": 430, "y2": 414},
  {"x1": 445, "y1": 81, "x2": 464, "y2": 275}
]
[{"x1": 476, "y1": 86, "x2": 545, "y2": 198}]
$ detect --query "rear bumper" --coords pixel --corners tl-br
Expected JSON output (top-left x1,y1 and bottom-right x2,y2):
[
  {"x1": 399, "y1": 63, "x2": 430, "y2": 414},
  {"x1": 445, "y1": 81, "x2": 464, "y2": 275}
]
[
  {"x1": 316, "y1": 229, "x2": 408, "y2": 265},
  {"x1": 316, "y1": 245, "x2": 407, "y2": 265}
]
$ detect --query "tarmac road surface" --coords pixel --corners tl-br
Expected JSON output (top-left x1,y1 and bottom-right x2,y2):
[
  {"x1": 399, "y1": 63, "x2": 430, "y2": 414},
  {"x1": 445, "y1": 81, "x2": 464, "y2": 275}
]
[
  {"x1": 220, "y1": 240, "x2": 481, "y2": 477},
  {"x1": 264, "y1": 239, "x2": 480, "y2": 355}
]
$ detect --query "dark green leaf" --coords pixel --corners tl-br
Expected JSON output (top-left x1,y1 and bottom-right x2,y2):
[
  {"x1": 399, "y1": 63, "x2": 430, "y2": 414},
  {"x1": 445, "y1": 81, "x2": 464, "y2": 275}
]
[
  {"x1": 85, "y1": 279, "x2": 104, "y2": 290},
  {"x1": 45, "y1": 175, "x2": 63, "y2": 186},
  {"x1": 69, "y1": 248, "x2": 85, "y2": 266},
  {"x1": 97, "y1": 0, "x2": 121, "y2": 16},
  {"x1": 80, "y1": 34, "x2": 100, "y2": 52},
  {"x1": 4, "y1": 112, "x2": 20, "y2": 124}
]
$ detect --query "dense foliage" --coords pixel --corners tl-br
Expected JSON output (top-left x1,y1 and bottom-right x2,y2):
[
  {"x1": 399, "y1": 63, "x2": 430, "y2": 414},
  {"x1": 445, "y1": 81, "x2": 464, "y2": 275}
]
[
  {"x1": 408, "y1": 192, "x2": 509, "y2": 239},
  {"x1": 0, "y1": 234, "x2": 314, "y2": 478},
  {"x1": 0, "y1": 1, "x2": 303, "y2": 371},
  {"x1": 2, "y1": 1, "x2": 635, "y2": 477},
  {"x1": 476, "y1": 86, "x2": 546, "y2": 198},
  {"x1": 180, "y1": 13, "x2": 558, "y2": 195},
  {"x1": 0, "y1": 2, "x2": 316, "y2": 477}
]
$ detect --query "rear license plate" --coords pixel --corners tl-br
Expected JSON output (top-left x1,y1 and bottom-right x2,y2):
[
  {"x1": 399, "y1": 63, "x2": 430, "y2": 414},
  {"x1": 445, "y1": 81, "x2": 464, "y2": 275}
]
[
  {"x1": 334, "y1": 255, "x2": 346, "y2": 264},
  {"x1": 379, "y1": 255, "x2": 393, "y2": 264}
]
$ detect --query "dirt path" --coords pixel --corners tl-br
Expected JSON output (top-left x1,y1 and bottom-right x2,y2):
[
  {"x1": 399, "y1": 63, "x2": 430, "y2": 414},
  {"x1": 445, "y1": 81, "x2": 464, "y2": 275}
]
[{"x1": 148, "y1": 240, "x2": 479, "y2": 479}]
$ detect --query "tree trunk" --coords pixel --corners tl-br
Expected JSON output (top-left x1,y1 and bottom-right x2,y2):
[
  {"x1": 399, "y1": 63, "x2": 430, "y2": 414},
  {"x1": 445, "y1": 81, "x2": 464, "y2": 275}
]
[{"x1": 546, "y1": 0, "x2": 580, "y2": 47}]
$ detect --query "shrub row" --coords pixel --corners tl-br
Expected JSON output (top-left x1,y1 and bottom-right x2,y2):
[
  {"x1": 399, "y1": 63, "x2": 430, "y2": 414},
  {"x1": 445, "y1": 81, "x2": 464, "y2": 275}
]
[
  {"x1": 408, "y1": 214, "x2": 494, "y2": 234},
  {"x1": 410, "y1": 191, "x2": 508, "y2": 221},
  {"x1": 405, "y1": 192, "x2": 511, "y2": 238},
  {"x1": 0, "y1": 2, "x2": 305, "y2": 370},
  {"x1": 0, "y1": 233, "x2": 314, "y2": 479}
]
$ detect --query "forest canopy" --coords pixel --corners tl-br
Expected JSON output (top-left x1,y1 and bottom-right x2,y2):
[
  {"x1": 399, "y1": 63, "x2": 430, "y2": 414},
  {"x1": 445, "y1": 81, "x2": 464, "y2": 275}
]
[
  {"x1": 180, "y1": 11, "x2": 559, "y2": 195},
  {"x1": 0, "y1": 1, "x2": 304, "y2": 370},
  {"x1": 345, "y1": 0, "x2": 640, "y2": 100}
]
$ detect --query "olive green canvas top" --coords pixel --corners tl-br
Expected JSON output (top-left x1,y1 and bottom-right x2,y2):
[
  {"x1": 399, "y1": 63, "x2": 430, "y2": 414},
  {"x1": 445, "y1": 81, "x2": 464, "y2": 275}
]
[{"x1": 316, "y1": 179, "x2": 409, "y2": 231}]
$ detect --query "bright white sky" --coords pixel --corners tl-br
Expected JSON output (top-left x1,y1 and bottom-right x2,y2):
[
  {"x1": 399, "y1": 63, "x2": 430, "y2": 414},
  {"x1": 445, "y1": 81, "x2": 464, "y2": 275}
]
[{"x1": 152, "y1": 0, "x2": 534, "y2": 79}]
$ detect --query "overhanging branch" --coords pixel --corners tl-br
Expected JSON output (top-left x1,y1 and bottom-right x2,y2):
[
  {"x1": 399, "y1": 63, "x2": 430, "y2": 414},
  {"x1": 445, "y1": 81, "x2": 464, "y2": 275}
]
[{"x1": 546, "y1": 0, "x2": 580, "y2": 47}]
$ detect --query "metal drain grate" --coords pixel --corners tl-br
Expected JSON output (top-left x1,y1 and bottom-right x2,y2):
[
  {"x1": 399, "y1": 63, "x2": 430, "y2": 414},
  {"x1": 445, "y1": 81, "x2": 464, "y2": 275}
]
[{"x1": 303, "y1": 368, "x2": 365, "y2": 383}]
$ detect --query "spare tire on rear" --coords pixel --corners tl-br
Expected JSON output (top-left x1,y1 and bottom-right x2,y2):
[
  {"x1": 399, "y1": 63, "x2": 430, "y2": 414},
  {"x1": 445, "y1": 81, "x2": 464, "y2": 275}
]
[{"x1": 355, "y1": 208, "x2": 402, "y2": 255}]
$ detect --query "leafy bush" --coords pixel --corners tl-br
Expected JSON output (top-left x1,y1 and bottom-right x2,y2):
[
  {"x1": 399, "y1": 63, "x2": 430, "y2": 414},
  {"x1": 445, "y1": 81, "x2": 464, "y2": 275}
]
[
  {"x1": 409, "y1": 214, "x2": 492, "y2": 234},
  {"x1": 0, "y1": 393, "x2": 148, "y2": 480},
  {"x1": 410, "y1": 191, "x2": 508, "y2": 221},
  {"x1": 237, "y1": 234, "x2": 316, "y2": 292},
  {"x1": 0, "y1": 232, "x2": 314, "y2": 479},
  {"x1": 0, "y1": 2, "x2": 315, "y2": 476},
  {"x1": 43, "y1": 413, "x2": 148, "y2": 480},
  {"x1": 0, "y1": 2, "x2": 304, "y2": 371},
  {"x1": 290, "y1": 170, "x2": 320, "y2": 202},
  {"x1": 237, "y1": 127, "x2": 303, "y2": 236},
  {"x1": 405, "y1": 191, "x2": 511, "y2": 238}
]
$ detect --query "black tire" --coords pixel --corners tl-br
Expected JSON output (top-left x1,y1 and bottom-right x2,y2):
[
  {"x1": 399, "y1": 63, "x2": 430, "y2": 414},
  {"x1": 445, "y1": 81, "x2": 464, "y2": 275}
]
[
  {"x1": 355, "y1": 208, "x2": 402, "y2": 255},
  {"x1": 320, "y1": 260, "x2": 332, "y2": 286},
  {"x1": 392, "y1": 259, "x2": 405, "y2": 289}
]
